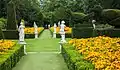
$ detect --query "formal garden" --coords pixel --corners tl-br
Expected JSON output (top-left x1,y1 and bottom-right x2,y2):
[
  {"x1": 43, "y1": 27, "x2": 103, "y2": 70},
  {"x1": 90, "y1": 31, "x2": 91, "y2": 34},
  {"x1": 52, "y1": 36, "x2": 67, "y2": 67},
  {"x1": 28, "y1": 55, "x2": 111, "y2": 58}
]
[{"x1": 0, "y1": 0, "x2": 120, "y2": 70}]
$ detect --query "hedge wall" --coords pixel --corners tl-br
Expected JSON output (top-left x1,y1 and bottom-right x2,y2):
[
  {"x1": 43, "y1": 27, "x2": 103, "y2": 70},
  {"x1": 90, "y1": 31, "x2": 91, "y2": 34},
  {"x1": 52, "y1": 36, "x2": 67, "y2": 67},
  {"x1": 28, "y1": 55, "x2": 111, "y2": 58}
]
[
  {"x1": 0, "y1": 30, "x2": 19, "y2": 39},
  {"x1": 72, "y1": 27, "x2": 94, "y2": 38},
  {"x1": 0, "y1": 44, "x2": 24, "y2": 70},
  {"x1": 61, "y1": 44, "x2": 94, "y2": 70},
  {"x1": 72, "y1": 28, "x2": 120, "y2": 38}
]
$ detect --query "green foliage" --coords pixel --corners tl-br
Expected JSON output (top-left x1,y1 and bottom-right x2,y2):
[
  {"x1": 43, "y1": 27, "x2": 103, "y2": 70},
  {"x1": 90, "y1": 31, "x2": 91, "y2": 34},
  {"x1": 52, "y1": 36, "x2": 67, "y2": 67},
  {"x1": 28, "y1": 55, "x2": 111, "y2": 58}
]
[
  {"x1": 0, "y1": 44, "x2": 24, "y2": 70},
  {"x1": 0, "y1": 19, "x2": 6, "y2": 29},
  {"x1": 62, "y1": 44, "x2": 95, "y2": 70},
  {"x1": 10, "y1": 0, "x2": 43, "y2": 26},
  {"x1": 102, "y1": 9, "x2": 120, "y2": 21},
  {"x1": 0, "y1": 0, "x2": 7, "y2": 17},
  {"x1": 109, "y1": 17, "x2": 120, "y2": 27},
  {"x1": 101, "y1": 9, "x2": 120, "y2": 27},
  {"x1": 71, "y1": 12, "x2": 86, "y2": 25}
]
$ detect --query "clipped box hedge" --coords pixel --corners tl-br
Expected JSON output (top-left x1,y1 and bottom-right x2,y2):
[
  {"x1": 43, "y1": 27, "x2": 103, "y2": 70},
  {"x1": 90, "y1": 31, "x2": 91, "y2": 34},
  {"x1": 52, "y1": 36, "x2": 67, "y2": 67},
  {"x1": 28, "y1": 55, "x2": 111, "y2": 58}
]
[
  {"x1": 72, "y1": 27, "x2": 120, "y2": 38},
  {"x1": 0, "y1": 44, "x2": 24, "y2": 70},
  {"x1": 25, "y1": 29, "x2": 44, "y2": 38},
  {"x1": 61, "y1": 44, "x2": 94, "y2": 70},
  {"x1": 72, "y1": 27, "x2": 94, "y2": 38},
  {"x1": 0, "y1": 30, "x2": 19, "y2": 39}
]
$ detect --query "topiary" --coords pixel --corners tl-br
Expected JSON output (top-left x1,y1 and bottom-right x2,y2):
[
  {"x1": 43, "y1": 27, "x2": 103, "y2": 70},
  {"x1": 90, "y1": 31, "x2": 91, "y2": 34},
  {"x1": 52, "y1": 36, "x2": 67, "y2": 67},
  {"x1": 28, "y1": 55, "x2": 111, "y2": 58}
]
[
  {"x1": 101, "y1": 9, "x2": 120, "y2": 22},
  {"x1": 71, "y1": 12, "x2": 87, "y2": 25},
  {"x1": 6, "y1": 1, "x2": 17, "y2": 30},
  {"x1": 101, "y1": 9, "x2": 120, "y2": 27},
  {"x1": 109, "y1": 17, "x2": 120, "y2": 28}
]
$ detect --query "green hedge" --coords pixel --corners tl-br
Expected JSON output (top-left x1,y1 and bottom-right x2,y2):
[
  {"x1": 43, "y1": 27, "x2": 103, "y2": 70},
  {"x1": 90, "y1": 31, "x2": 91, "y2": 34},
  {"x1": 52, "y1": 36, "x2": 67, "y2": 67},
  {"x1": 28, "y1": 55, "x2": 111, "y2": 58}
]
[
  {"x1": 74, "y1": 24, "x2": 93, "y2": 28},
  {"x1": 0, "y1": 44, "x2": 24, "y2": 70},
  {"x1": 95, "y1": 28, "x2": 120, "y2": 37},
  {"x1": 101, "y1": 9, "x2": 120, "y2": 27},
  {"x1": 61, "y1": 44, "x2": 94, "y2": 70},
  {"x1": 0, "y1": 30, "x2": 19, "y2": 39},
  {"x1": 25, "y1": 29, "x2": 44, "y2": 38},
  {"x1": 71, "y1": 12, "x2": 86, "y2": 25},
  {"x1": 72, "y1": 28, "x2": 120, "y2": 38},
  {"x1": 72, "y1": 27, "x2": 94, "y2": 38}
]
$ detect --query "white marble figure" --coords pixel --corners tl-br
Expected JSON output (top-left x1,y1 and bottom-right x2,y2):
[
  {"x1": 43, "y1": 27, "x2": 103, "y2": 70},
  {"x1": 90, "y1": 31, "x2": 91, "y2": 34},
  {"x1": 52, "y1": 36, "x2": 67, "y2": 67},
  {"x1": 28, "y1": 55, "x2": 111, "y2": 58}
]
[
  {"x1": 92, "y1": 20, "x2": 96, "y2": 29},
  {"x1": 59, "y1": 21, "x2": 66, "y2": 43},
  {"x1": 48, "y1": 24, "x2": 50, "y2": 28},
  {"x1": 53, "y1": 23, "x2": 57, "y2": 38},
  {"x1": 18, "y1": 21, "x2": 25, "y2": 43},
  {"x1": 34, "y1": 22, "x2": 38, "y2": 39},
  {"x1": 58, "y1": 21, "x2": 60, "y2": 27}
]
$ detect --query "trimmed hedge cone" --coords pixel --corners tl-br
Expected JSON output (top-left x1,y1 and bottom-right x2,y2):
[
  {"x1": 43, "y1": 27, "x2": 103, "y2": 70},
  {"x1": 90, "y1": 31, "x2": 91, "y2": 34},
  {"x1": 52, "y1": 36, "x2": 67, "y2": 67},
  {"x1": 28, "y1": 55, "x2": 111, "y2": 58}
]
[{"x1": 6, "y1": 1, "x2": 17, "y2": 30}]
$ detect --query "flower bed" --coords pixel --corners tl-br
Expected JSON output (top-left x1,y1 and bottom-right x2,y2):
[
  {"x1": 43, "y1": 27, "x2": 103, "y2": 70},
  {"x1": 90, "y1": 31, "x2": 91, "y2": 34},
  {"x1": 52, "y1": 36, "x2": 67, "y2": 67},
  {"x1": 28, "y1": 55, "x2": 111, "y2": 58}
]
[
  {"x1": 25, "y1": 27, "x2": 44, "y2": 38},
  {"x1": 64, "y1": 36, "x2": 120, "y2": 70},
  {"x1": 62, "y1": 44, "x2": 94, "y2": 70},
  {"x1": 50, "y1": 27, "x2": 72, "y2": 38},
  {"x1": 0, "y1": 40, "x2": 24, "y2": 70}
]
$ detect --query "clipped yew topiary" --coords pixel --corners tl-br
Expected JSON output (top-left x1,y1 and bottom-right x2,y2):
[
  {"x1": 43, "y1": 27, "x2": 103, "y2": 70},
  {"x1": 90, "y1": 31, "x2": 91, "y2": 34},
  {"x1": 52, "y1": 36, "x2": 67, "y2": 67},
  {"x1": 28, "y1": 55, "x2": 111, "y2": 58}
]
[
  {"x1": 6, "y1": 1, "x2": 17, "y2": 30},
  {"x1": 101, "y1": 9, "x2": 120, "y2": 27},
  {"x1": 71, "y1": 12, "x2": 86, "y2": 24},
  {"x1": 102, "y1": 9, "x2": 120, "y2": 21}
]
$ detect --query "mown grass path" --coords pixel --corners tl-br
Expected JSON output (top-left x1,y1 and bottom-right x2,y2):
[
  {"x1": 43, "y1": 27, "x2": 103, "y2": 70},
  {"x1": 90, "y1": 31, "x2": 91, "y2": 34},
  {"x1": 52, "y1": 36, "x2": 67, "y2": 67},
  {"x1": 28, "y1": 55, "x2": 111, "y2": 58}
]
[{"x1": 12, "y1": 29, "x2": 68, "y2": 70}]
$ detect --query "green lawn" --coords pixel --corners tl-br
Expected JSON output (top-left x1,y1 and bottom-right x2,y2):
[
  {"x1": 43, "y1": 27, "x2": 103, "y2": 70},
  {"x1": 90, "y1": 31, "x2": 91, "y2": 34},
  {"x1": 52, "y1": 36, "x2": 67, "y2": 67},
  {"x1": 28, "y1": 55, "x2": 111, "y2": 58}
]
[{"x1": 12, "y1": 30, "x2": 69, "y2": 70}]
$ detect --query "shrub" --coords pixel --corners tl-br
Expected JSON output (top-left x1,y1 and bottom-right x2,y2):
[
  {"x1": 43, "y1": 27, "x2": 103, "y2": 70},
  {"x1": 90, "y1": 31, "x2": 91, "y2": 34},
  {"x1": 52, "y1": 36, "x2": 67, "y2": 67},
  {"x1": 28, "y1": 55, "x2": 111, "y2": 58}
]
[
  {"x1": 101, "y1": 9, "x2": 120, "y2": 27},
  {"x1": 71, "y1": 12, "x2": 86, "y2": 25},
  {"x1": 6, "y1": 1, "x2": 17, "y2": 30},
  {"x1": 101, "y1": 9, "x2": 120, "y2": 22},
  {"x1": 0, "y1": 18, "x2": 7, "y2": 29}
]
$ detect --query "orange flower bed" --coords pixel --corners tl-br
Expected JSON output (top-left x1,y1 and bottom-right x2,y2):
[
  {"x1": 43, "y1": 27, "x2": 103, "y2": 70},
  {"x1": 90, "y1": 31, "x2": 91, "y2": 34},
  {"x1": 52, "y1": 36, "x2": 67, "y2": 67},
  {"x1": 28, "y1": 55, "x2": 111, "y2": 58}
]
[
  {"x1": 68, "y1": 36, "x2": 120, "y2": 70},
  {"x1": 24, "y1": 27, "x2": 44, "y2": 34},
  {"x1": 50, "y1": 26, "x2": 72, "y2": 33},
  {"x1": 0, "y1": 40, "x2": 15, "y2": 54}
]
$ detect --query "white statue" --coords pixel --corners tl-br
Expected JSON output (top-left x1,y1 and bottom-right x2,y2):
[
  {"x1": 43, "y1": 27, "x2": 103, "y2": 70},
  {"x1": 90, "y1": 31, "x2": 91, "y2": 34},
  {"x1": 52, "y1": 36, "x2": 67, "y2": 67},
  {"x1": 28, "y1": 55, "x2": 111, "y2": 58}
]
[
  {"x1": 58, "y1": 21, "x2": 60, "y2": 27},
  {"x1": 48, "y1": 24, "x2": 50, "y2": 28},
  {"x1": 92, "y1": 20, "x2": 96, "y2": 29},
  {"x1": 60, "y1": 21, "x2": 65, "y2": 32},
  {"x1": 53, "y1": 23, "x2": 57, "y2": 38},
  {"x1": 59, "y1": 20, "x2": 66, "y2": 42},
  {"x1": 18, "y1": 21, "x2": 25, "y2": 42},
  {"x1": 34, "y1": 22, "x2": 38, "y2": 39}
]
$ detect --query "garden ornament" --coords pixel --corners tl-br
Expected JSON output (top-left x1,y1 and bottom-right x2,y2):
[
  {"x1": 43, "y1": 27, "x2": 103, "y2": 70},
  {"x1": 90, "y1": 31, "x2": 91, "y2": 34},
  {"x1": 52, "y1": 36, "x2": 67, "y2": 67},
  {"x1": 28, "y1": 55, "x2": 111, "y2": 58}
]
[
  {"x1": 34, "y1": 22, "x2": 38, "y2": 39},
  {"x1": 53, "y1": 23, "x2": 57, "y2": 38}
]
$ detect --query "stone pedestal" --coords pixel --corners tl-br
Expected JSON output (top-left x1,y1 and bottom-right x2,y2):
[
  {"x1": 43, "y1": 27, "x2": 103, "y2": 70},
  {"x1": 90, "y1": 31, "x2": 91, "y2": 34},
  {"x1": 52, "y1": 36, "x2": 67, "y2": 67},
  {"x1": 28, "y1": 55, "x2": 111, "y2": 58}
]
[
  {"x1": 59, "y1": 41, "x2": 67, "y2": 53},
  {"x1": 19, "y1": 42, "x2": 27, "y2": 55}
]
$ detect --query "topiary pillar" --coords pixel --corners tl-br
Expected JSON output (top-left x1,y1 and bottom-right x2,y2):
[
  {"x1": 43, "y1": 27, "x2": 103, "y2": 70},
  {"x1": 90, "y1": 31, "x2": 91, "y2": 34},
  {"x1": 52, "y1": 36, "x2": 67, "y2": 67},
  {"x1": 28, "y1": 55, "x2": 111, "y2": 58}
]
[{"x1": 6, "y1": 1, "x2": 17, "y2": 30}]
